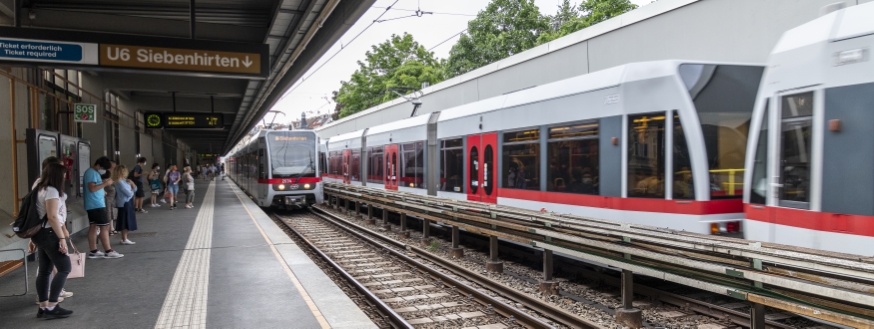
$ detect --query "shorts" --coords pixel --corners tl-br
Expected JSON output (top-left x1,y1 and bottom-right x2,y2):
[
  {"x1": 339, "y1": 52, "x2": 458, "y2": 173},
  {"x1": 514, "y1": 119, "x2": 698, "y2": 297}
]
[
  {"x1": 134, "y1": 180, "x2": 145, "y2": 198},
  {"x1": 167, "y1": 184, "x2": 179, "y2": 194},
  {"x1": 87, "y1": 208, "x2": 110, "y2": 226},
  {"x1": 152, "y1": 189, "x2": 161, "y2": 194}
]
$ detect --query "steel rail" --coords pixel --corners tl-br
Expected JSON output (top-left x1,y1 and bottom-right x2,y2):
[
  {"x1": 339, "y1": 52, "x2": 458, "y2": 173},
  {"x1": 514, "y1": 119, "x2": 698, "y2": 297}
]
[
  {"x1": 323, "y1": 184, "x2": 874, "y2": 328},
  {"x1": 308, "y1": 207, "x2": 591, "y2": 329},
  {"x1": 273, "y1": 214, "x2": 413, "y2": 329}
]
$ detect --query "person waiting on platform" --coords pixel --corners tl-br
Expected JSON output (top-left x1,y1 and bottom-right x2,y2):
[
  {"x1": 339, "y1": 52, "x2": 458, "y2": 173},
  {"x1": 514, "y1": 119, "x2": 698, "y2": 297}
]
[
  {"x1": 103, "y1": 161, "x2": 118, "y2": 237},
  {"x1": 29, "y1": 156, "x2": 74, "y2": 305},
  {"x1": 131, "y1": 157, "x2": 148, "y2": 214},
  {"x1": 113, "y1": 165, "x2": 138, "y2": 245},
  {"x1": 167, "y1": 165, "x2": 181, "y2": 210},
  {"x1": 149, "y1": 163, "x2": 162, "y2": 208},
  {"x1": 183, "y1": 166, "x2": 196, "y2": 208},
  {"x1": 32, "y1": 163, "x2": 74, "y2": 319},
  {"x1": 84, "y1": 157, "x2": 123, "y2": 259}
]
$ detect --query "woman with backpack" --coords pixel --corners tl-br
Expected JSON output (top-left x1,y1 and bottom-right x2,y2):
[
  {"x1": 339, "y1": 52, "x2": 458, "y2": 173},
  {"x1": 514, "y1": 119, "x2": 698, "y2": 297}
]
[
  {"x1": 113, "y1": 165, "x2": 138, "y2": 245},
  {"x1": 183, "y1": 166, "x2": 196, "y2": 208},
  {"x1": 32, "y1": 163, "x2": 74, "y2": 319},
  {"x1": 148, "y1": 163, "x2": 162, "y2": 208}
]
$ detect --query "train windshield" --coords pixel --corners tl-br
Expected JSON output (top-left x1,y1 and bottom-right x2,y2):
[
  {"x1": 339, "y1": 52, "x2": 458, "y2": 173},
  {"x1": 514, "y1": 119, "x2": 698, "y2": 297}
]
[
  {"x1": 268, "y1": 133, "x2": 316, "y2": 178},
  {"x1": 680, "y1": 64, "x2": 764, "y2": 199}
]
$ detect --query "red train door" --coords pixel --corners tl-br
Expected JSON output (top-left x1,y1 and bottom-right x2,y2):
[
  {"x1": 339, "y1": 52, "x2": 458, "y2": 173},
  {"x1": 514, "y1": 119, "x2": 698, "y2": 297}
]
[
  {"x1": 383, "y1": 144, "x2": 398, "y2": 190},
  {"x1": 466, "y1": 133, "x2": 498, "y2": 203},
  {"x1": 342, "y1": 149, "x2": 351, "y2": 184}
]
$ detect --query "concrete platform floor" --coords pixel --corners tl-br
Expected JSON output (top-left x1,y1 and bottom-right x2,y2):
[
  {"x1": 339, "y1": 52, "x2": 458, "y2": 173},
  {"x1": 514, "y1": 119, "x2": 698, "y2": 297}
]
[{"x1": 0, "y1": 179, "x2": 376, "y2": 329}]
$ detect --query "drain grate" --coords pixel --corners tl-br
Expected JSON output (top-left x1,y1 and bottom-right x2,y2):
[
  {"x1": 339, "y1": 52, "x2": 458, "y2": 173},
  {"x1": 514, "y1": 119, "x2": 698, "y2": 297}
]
[{"x1": 128, "y1": 232, "x2": 157, "y2": 238}]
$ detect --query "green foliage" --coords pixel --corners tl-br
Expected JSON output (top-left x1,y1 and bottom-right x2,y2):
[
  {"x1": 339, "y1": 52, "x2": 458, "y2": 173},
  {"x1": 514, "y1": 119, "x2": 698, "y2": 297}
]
[
  {"x1": 335, "y1": 33, "x2": 445, "y2": 118},
  {"x1": 445, "y1": 0, "x2": 550, "y2": 77},
  {"x1": 426, "y1": 239, "x2": 440, "y2": 252},
  {"x1": 538, "y1": 0, "x2": 638, "y2": 44}
]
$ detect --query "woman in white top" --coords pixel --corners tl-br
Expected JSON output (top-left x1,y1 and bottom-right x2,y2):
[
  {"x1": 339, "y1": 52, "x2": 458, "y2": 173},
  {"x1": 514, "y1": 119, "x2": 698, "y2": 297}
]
[
  {"x1": 29, "y1": 156, "x2": 74, "y2": 305},
  {"x1": 31, "y1": 162, "x2": 74, "y2": 319}
]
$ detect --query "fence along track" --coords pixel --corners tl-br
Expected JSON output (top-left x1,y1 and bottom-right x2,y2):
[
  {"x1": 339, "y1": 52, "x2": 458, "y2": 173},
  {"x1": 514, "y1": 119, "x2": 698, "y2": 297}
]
[
  {"x1": 276, "y1": 210, "x2": 564, "y2": 329},
  {"x1": 323, "y1": 183, "x2": 874, "y2": 329}
]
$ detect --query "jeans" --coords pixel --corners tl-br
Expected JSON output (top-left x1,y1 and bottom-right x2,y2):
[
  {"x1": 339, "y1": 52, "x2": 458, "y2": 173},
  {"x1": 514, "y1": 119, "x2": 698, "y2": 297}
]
[{"x1": 33, "y1": 228, "x2": 71, "y2": 303}]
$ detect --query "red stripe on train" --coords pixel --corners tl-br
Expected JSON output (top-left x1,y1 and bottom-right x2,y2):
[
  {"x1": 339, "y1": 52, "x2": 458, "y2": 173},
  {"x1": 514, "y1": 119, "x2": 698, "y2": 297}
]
[
  {"x1": 498, "y1": 188, "x2": 743, "y2": 215},
  {"x1": 745, "y1": 204, "x2": 874, "y2": 237},
  {"x1": 257, "y1": 178, "x2": 322, "y2": 184}
]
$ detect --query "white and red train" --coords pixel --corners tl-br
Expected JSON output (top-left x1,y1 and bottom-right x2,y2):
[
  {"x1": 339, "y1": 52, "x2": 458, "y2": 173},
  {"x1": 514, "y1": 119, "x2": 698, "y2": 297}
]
[
  {"x1": 317, "y1": 3, "x2": 873, "y2": 254},
  {"x1": 225, "y1": 129, "x2": 323, "y2": 208}
]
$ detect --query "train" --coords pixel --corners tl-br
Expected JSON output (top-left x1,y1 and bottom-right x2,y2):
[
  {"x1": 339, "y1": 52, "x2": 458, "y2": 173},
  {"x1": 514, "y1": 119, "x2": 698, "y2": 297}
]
[
  {"x1": 742, "y1": 3, "x2": 874, "y2": 253},
  {"x1": 317, "y1": 2, "x2": 874, "y2": 255},
  {"x1": 225, "y1": 129, "x2": 323, "y2": 208}
]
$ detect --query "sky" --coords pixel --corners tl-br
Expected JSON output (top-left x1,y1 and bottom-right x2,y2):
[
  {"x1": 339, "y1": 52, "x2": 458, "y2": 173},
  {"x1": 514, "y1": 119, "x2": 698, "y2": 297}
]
[{"x1": 271, "y1": 0, "x2": 652, "y2": 123}]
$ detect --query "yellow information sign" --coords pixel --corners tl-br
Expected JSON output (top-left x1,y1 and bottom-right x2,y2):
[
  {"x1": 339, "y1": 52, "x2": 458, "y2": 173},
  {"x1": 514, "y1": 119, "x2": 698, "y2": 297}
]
[{"x1": 99, "y1": 44, "x2": 261, "y2": 75}]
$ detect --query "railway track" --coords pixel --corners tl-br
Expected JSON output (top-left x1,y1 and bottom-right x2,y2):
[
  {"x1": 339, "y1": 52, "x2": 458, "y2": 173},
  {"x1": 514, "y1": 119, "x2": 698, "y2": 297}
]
[
  {"x1": 323, "y1": 184, "x2": 874, "y2": 328},
  {"x1": 272, "y1": 209, "x2": 595, "y2": 329}
]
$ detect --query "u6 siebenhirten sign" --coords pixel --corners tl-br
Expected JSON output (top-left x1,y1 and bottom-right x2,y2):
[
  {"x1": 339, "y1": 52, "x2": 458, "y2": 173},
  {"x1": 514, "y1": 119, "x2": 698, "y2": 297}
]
[{"x1": 74, "y1": 103, "x2": 98, "y2": 123}]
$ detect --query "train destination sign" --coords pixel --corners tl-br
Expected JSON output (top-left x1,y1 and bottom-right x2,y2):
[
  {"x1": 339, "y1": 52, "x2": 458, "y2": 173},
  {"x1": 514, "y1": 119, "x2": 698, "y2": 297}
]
[
  {"x1": 0, "y1": 37, "x2": 98, "y2": 65},
  {"x1": 100, "y1": 44, "x2": 262, "y2": 75},
  {"x1": 0, "y1": 27, "x2": 268, "y2": 78},
  {"x1": 145, "y1": 112, "x2": 224, "y2": 129}
]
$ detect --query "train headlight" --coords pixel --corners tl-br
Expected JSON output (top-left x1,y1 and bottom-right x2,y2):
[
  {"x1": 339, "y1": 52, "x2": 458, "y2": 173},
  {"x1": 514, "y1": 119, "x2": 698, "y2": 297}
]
[
  {"x1": 276, "y1": 184, "x2": 286, "y2": 191},
  {"x1": 304, "y1": 183, "x2": 311, "y2": 189}
]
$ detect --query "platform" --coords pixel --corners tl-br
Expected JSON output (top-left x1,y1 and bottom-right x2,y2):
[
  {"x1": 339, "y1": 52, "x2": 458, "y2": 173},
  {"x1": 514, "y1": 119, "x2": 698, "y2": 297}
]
[{"x1": 0, "y1": 180, "x2": 376, "y2": 329}]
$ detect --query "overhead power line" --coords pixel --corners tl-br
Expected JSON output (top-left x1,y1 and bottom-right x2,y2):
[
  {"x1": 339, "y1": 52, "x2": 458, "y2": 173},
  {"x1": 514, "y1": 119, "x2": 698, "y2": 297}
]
[{"x1": 428, "y1": 28, "x2": 467, "y2": 51}]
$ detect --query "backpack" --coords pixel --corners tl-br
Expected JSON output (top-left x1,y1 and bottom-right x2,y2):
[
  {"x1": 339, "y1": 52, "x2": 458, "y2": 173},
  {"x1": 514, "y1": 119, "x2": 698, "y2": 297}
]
[{"x1": 12, "y1": 189, "x2": 48, "y2": 238}]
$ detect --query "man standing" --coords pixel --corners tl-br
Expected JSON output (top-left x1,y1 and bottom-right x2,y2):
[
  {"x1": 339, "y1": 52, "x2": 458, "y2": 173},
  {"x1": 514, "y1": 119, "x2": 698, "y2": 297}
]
[
  {"x1": 132, "y1": 157, "x2": 148, "y2": 214},
  {"x1": 84, "y1": 157, "x2": 124, "y2": 259}
]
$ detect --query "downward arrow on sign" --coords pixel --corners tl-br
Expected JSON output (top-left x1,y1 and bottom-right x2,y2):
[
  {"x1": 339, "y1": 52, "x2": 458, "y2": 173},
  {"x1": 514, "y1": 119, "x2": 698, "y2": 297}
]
[{"x1": 242, "y1": 56, "x2": 253, "y2": 68}]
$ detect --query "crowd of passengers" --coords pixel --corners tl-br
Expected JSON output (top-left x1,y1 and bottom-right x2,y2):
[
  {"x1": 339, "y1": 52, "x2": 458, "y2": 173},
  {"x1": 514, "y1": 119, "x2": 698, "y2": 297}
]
[{"x1": 26, "y1": 156, "x2": 217, "y2": 319}]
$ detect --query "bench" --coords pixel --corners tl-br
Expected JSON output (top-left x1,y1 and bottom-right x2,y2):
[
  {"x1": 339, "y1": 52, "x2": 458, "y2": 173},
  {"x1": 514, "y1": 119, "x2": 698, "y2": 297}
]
[{"x1": 0, "y1": 249, "x2": 28, "y2": 297}]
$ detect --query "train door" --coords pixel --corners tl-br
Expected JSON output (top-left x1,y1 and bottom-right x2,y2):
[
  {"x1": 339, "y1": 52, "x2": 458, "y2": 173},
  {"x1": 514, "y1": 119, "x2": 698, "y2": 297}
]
[
  {"x1": 384, "y1": 144, "x2": 398, "y2": 190},
  {"x1": 774, "y1": 91, "x2": 814, "y2": 210},
  {"x1": 466, "y1": 133, "x2": 497, "y2": 203},
  {"x1": 342, "y1": 149, "x2": 351, "y2": 184}
]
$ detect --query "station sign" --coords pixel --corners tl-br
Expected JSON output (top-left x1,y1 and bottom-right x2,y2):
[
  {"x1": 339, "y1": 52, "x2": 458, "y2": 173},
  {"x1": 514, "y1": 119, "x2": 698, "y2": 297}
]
[
  {"x1": 145, "y1": 112, "x2": 224, "y2": 129},
  {"x1": 99, "y1": 44, "x2": 261, "y2": 75},
  {"x1": 0, "y1": 27, "x2": 268, "y2": 78},
  {"x1": 0, "y1": 37, "x2": 98, "y2": 65},
  {"x1": 73, "y1": 103, "x2": 98, "y2": 123}
]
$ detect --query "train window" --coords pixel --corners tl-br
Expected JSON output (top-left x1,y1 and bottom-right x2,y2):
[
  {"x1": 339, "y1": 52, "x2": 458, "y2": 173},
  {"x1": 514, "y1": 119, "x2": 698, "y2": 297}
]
[
  {"x1": 628, "y1": 113, "x2": 666, "y2": 198},
  {"x1": 351, "y1": 149, "x2": 361, "y2": 181},
  {"x1": 779, "y1": 92, "x2": 813, "y2": 209},
  {"x1": 672, "y1": 112, "x2": 695, "y2": 200},
  {"x1": 503, "y1": 129, "x2": 540, "y2": 191},
  {"x1": 470, "y1": 145, "x2": 479, "y2": 194},
  {"x1": 367, "y1": 146, "x2": 384, "y2": 184},
  {"x1": 268, "y1": 134, "x2": 315, "y2": 178},
  {"x1": 319, "y1": 152, "x2": 327, "y2": 177},
  {"x1": 749, "y1": 102, "x2": 769, "y2": 205},
  {"x1": 546, "y1": 122, "x2": 599, "y2": 194},
  {"x1": 441, "y1": 138, "x2": 464, "y2": 193},
  {"x1": 401, "y1": 141, "x2": 425, "y2": 188},
  {"x1": 681, "y1": 64, "x2": 764, "y2": 199},
  {"x1": 329, "y1": 151, "x2": 342, "y2": 176}
]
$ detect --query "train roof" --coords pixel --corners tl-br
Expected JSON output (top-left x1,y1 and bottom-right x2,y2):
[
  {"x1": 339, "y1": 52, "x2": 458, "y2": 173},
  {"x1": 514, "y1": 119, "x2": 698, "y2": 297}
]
[
  {"x1": 772, "y1": 2, "x2": 874, "y2": 55},
  {"x1": 327, "y1": 129, "x2": 366, "y2": 143}
]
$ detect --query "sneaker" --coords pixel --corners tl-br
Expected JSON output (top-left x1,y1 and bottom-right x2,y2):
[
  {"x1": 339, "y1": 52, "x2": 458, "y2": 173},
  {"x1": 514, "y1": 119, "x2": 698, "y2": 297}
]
[
  {"x1": 37, "y1": 307, "x2": 43, "y2": 318},
  {"x1": 120, "y1": 239, "x2": 136, "y2": 245},
  {"x1": 104, "y1": 250, "x2": 124, "y2": 258},
  {"x1": 42, "y1": 305, "x2": 73, "y2": 319},
  {"x1": 88, "y1": 251, "x2": 105, "y2": 259},
  {"x1": 60, "y1": 290, "x2": 73, "y2": 298},
  {"x1": 160, "y1": 199, "x2": 167, "y2": 203},
  {"x1": 138, "y1": 209, "x2": 148, "y2": 214}
]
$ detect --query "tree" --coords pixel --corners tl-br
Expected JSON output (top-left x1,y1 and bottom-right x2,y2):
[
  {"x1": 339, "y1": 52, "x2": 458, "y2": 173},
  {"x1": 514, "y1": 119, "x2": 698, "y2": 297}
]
[
  {"x1": 538, "y1": 0, "x2": 637, "y2": 44},
  {"x1": 445, "y1": 0, "x2": 550, "y2": 77},
  {"x1": 335, "y1": 33, "x2": 445, "y2": 118}
]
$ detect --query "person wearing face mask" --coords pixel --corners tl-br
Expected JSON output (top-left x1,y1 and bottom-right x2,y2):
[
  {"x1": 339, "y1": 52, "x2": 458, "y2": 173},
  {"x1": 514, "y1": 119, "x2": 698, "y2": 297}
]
[{"x1": 83, "y1": 157, "x2": 124, "y2": 259}]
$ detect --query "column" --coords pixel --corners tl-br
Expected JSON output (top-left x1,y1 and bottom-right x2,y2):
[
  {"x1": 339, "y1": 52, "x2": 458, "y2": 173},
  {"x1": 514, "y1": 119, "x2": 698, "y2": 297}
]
[
  {"x1": 615, "y1": 269, "x2": 642, "y2": 328},
  {"x1": 449, "y1": 226, "x2": 463, "y2": 258},
  {"x1": 486, "y1": 235, "x2": 503, "y2": 273}
]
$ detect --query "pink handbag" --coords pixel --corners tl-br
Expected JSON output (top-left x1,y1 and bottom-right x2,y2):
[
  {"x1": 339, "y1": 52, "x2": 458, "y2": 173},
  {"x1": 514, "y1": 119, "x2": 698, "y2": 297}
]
[{"x1": 53, "y1": 240, "x2": 85, "y2": 279}]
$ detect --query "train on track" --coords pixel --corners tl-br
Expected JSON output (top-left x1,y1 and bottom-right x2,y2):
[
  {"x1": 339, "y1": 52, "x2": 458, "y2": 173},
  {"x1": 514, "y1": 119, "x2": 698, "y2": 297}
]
[
  {"x1": 314, "y1": 3, "x2": 874, "y2": 255},
  {"x1": 225, "y1": 129, "x2": 323, "y2": 208}
]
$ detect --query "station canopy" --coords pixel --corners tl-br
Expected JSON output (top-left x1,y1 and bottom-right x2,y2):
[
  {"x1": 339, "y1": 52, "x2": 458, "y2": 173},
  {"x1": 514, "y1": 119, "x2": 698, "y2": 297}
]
[{"x1": 0, "y1": 0, "x2": 374, "y2": 153}]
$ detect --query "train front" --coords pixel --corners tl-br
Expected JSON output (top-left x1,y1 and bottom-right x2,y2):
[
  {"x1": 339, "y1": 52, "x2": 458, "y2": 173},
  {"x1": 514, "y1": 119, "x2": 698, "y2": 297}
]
[{"x1": 265, "y1": 130, "x2": 323, "y2": 208}]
